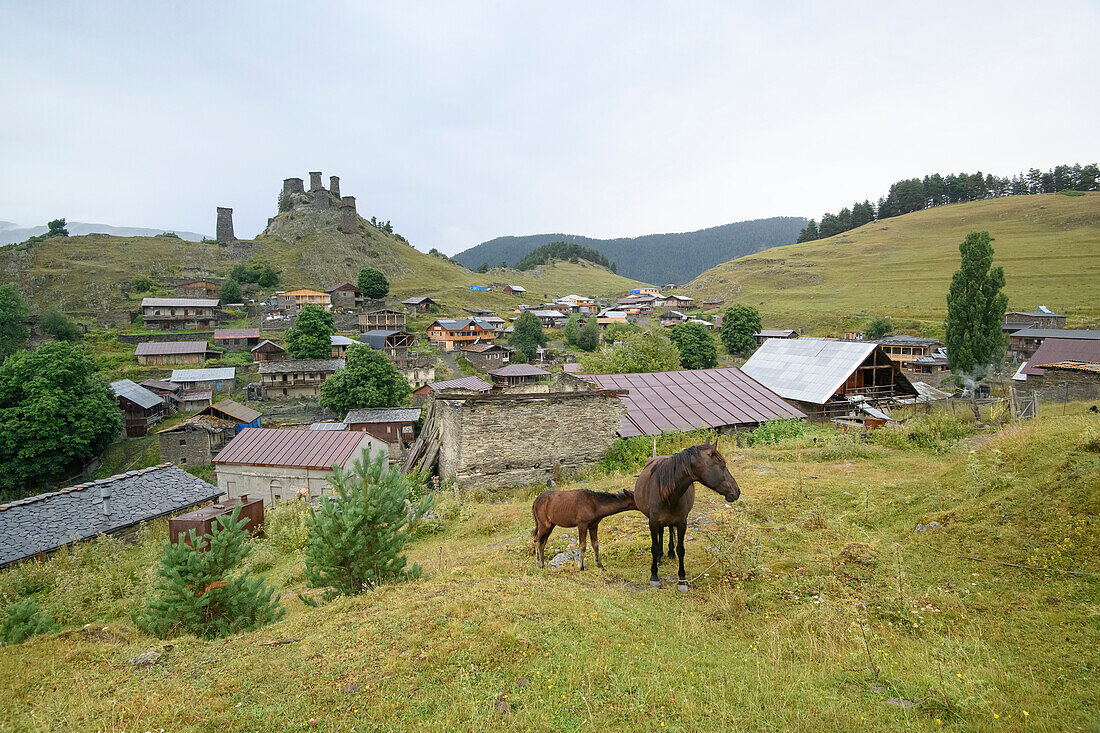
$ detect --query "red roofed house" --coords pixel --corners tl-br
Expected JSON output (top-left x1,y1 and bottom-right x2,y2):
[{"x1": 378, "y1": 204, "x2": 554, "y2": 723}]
[
  {"x1": 214, "y1": 427, "x2": 385, "y2": 506},
  {"x1": 214, "y1": 328, "x2": 261, "y2": 351}
]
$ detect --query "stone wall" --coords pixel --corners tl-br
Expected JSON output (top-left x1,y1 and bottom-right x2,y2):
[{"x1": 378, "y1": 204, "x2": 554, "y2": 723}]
[
  {"x1": 216, "y1": 207, "x2": 235, "y2": 243},
  {"x1": 434, "y1": 379, "x2": 626, "y2": 489},
  {"x1": 159, "y1": 426, "x2": 232, "y2": 467},
  {"x1": 1020, "y1": 368, "x2": 1100, "y2": 402}
]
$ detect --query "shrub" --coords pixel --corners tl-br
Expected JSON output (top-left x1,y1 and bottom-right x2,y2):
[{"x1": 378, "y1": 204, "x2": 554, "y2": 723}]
[
  {"x1": 133, "y1": 507, "x2": 284, "y2": 639},
  {"x1": 40, "y1": 309, "x2": 82, "y2": 341},
  {"x1": 743, "y1": 419, "x2": 807, "y2": 446},
  {"x1": 1, "y1": 598, "x2": 59, "y2": 644},
  {"x1": 303, "y1": 454, "x2": 432, "y2": 598}
]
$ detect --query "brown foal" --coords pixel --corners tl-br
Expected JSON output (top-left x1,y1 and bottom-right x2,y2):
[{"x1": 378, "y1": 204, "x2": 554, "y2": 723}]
[{"x1": 531, "y1": 489, "x2": 636, "y2": 570}]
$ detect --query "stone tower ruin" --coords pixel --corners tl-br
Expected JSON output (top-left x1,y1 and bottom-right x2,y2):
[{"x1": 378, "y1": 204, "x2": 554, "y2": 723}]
[
  {"x1": 329, "y1": 176, "x2": 340, "y2": 198},
  {"x1": 283, "y1": 177, "x2": 304, "y2": 196},
  {"x1": 216, "y1": 207, "x2": 235, "y2": 243},
  {"x1": 339, "y1": 196, "x2": 358, "y2": 234},
  {"x1": 309, "y1": 171, "x2": 323, "y2": 191}
]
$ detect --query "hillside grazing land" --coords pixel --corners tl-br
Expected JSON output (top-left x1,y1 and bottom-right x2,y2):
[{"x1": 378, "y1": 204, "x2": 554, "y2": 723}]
[
  {"x1": 680, "y1": 192, "x2": 1100, "y2": 335},
  {"x1": 0, "y1": 205, "x2": 645, "y2": 322},
  {"x1": 1, "y1": 406, "x2": 1097, "y2": 731}
]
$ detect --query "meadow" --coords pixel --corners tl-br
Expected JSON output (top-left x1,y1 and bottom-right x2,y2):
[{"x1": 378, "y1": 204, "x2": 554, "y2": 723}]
[{"x1": 1, "y1": 405, "x2": 1097, "y2": 731}]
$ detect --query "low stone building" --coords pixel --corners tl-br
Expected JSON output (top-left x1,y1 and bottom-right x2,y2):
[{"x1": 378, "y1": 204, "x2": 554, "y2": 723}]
[
  {"x1": 402, "y1": 296, "x2": 438, "y2": 313},
  {"x1": 214, "y1": 328, "x2": 261, "y2": 351},
  {"x1": 214, "y1": 427, "x2": 384, "y2": 506},
  {"x1": 257, "y1": 359, "x2": 344, "y2": 399},
  {"x1": 178, "y1": 280, "x2": 220, "y2": 298},
  {"x1": 141, "y1": 297, "x2": 219, "y2": 331},
  {"x1": 404, "y1": 374, "x2": 626, "y2": 489},
  {"x1": 328, "y1": 282, "x2": 363, "y2": 309},
  {"x1": 158, "y1": 415, "x2": 238, "y2": 467},
  {"x1": 461, "y1": 342, "x2": 511, "y2": 370},
  {"x1": 1012, "y1": 337, "x2": 1100, "y2": 400}
]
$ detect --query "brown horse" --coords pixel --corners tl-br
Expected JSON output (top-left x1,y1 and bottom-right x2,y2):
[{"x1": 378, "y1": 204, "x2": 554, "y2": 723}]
[
  {"x1": 634, "y1": 438, "x2": 740, "y2": 590},
  {"x1": 532, "y1": 489, "x2": 636, "y2": 570}
]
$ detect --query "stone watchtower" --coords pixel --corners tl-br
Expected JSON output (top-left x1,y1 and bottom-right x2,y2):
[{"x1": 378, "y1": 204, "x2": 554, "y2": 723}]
[
  {"x1": 283, "y1": 177, "x2": 304, "y2": 196},
  {"x1": 329, "y1": 176, "x2": 340, "y2": 198},
  {"x1": 309, "y1": 171, "x2": 323, "y2": 191},
  {"x1": 339, "y1": 196, "x2": 358, "y2": 234},
  {"x1": 216, "y1": 207, "x2": 235, "y2": 243}
]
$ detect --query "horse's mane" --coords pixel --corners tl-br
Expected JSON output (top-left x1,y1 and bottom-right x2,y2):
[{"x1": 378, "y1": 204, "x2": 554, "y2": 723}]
[
  {"x1": 583, "y1": 489, "x2": 634, "y2": 505},
  {"x1": 647, "y1": 446, "x2": 699, "y2": 501}
]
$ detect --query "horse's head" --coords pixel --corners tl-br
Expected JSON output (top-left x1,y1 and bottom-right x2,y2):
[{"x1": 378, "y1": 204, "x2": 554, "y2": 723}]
[{"x1": 692, "y1": 437, "x2": 740, "y2": 502}]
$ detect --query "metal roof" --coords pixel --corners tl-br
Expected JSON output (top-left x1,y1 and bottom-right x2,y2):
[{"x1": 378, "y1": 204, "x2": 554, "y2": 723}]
[
  {"x1": 179, "y1": 390, "x2": 213, "y2": 402},
  {"x1": 1011, "y1": 328, "x2": 1100, "y2": 340},
  {"x1": 309, "y1": 422, "x2": 348, "y2": 430},
  {"x1": 0, "y1": 464, "x2": 221, "y2": 568},
  {"x1": 141, "y1": 297, "x2": 219, "y2": 308},
  {"x1": 582, "y1": 367, "x2": 804, "y2": 437},
  {"x1": 506, "y1": 285, "x2": 526, "y2": 291},
  {"x1": 135, "y1": 340, "x2": 211, "y2": 356},
  {"x1": 875, "y1": 334, "x2": 942, "y2": 347},
  {"x1": 140, "y1": 378, "x2": 179, "y2": 392},
  {"x1": 257, "y1": 359, "x2": 344, "y2": 374},
  {"x1": 426, "y1": 376, "x2": 493, "y2": 392},
  {"x1": 214, "y1": 328, "x2": 260, "y2": 339},
  {"x1": 402, "y1": 296, "x2": 434, "y2": 304},
  {"x1": 251, "y1": 339, "x2": 285, "y2": 352},
  {"x1": 331, "y1": 335, "x2": 358, "y2": 346},
  {"x1": 755, "y1": 329, "x2": 799, "y2": 338},
  {"x1": 204, "y1": 399, "x2": 262, "y2": 424},
  {"x1": 741, "y1": 338, "x2": 878, "y2": 405},
  {"x1": 490, "y1": 364, "x2": 551, "y2": 377},
  {"x1": 170, "y1": 367, "x2": 236, "y2": 383},
  {"x1": 429, "y1": 319, "x2": 496, "y2": 332},
  {"x1": 359, "y1": 329, "x2": 412, "y2": 349},
  {"x1": 1007, "y1": 307, "x2": 1064, "y2": 317},
  {"x1": 1022, "y1": 338, "x2": 1100, "y2": 376},
  {"x1": 530, "y1": 310, "x2": 565, "y2": 318},
  {"x1": 214, "y1": 427, "x2": 371, "y2": 469},
  {"x1": 461, "y1": 343, "x2": 504, "y2": 353},
  {"x1": 110, "y1": 379, "x2": 164, "y2": 410},
  {"x1": 345, "y1": 408, "x2": 422, "y2": 424}
]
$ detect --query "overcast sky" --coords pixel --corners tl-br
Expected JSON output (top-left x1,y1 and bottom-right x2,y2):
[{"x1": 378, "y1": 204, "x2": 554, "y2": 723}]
[{"x1": 2, "y1": 1, "x2": 1097, "y2": 254}]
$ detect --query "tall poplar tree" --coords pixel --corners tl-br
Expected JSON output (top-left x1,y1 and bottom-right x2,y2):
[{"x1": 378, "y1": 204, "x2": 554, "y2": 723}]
[{"x1": 945, "y1": 231, "x2": 1008, "y2": 378}]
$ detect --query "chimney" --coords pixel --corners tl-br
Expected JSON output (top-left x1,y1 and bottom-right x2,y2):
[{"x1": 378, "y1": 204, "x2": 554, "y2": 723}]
[{"x1": 100, "y1": 483, "x2": 112, "y2": 516}]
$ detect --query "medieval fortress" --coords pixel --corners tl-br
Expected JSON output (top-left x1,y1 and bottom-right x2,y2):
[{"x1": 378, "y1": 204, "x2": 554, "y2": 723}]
[{"x1": 215, "y1": 171, "x2": 360, "y2": 243}]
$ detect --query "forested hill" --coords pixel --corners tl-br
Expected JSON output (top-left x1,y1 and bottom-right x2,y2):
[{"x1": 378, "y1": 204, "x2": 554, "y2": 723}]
[{"x1": 454, "y1": 216, "x2": 807, "y2": 286}]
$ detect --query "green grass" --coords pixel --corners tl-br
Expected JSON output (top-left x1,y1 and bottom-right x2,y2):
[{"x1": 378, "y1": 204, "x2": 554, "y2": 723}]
[
  {"x1": 682, "y1": 192, "x2": 1100, "y2": 334},
  {"x1": 2, "y1": 407, "x2": 1098, "y2": 731}
]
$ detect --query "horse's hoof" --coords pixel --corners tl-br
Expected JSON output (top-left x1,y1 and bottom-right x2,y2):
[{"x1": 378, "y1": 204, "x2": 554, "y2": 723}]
[
  {"x1": 536, "y1": 562, "x2": 544, "y2": 569},
  {"x1": 650, "y1": 579, "x2": 662, "y2": 588},
  {"x1": 677, "y1": 582, "x2": 690, "y2": 593},
  {"x1": 596, "y1": 563, "x2": 605, "y2": 570}
]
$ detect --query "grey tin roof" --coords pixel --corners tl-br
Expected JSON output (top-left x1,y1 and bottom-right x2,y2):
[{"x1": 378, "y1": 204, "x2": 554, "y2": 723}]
[
  {"x1": 110, "y1": 379, "x2": 164, "y2": 410},
  {"x1": 170, "y1": 367, "x2": 236, "y2": 382},
  {"x1": 141, "y1": 297, "x2": 219, "y2": 308},
  {"x1": 344, "y1": 408, "x2": 422, "y2": 424},
  {"x1": 1010, "y1": 328, "x2": 1100, "y2": 340},
  {"x1": 741, "y1": 337, "x2": 878, "y2": 405},
  {"x1": 0, "y1": 464, "x2": 221, "y2": 568}
]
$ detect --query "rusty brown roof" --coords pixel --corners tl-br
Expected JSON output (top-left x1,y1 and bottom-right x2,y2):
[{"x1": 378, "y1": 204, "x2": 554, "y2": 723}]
[
  {"x1": 1022, "y1": 338, "x2": 1100, "y2": 376},
  {"x1": 581, "y1": 367, "x2": 805, "y2": 437},
  {"x1": 214, "y1": 328, "x2": 260, "y2": 339},
  {"x1": 203, "y1": 399, "x2": 262, "y2": 424},
  {"x1": 135, "y1": 341, "x2": 211, "y2": 356},
  {"x1": 214, "y1": 427, "x2": 370, "y2": 469}
]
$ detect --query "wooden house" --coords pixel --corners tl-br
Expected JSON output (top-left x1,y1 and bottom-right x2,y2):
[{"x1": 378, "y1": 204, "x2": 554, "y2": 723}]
[
  {"x1": 257, "y1": 359, "x2": 344, "y2": 399},
  {"x1": 214, "y1": 328, "x2": 260, "y2": 351},
  {"x1": 199, "y1": 400, "x2": 262, "y2": 432},
  {"x1": 331, "y1": 335, "x2": 358, "y2": 358},
  {"x1": 278, "y1": 289, "x2": 331, "y2": 312},
  {"x1": 140, "y1": 378, "x2": 182, "y2": 411},
  {"x1": 402, "y1": 296, "x2": 438, "y2": 313},
  {"x1": 754, "y1": 329, "x2": 799, "y2": 347},
  {"x1": 178, "y1": 280, "x2": 220, "y2": 298},
  {"x1": 135, "y1": 340, "x2": 218, "y2": 365},
  {"x1": 504, "y1": 285, "x2": 527, "y2": 296},
  {"x1": 110, "y1": 379, "x2": 166, "y2": 437},
  {"x1": 141, "y1": 298, "x2": 219, "y2": 330},
  {"x1": 554, "y1": 295, "x2": 597, "y2": 315},
  {"x1": 359, "y1": 308, "x2": 406, "y2": 331},
  {"x1": 426, "y1": 319, "x2": 496, "y2": 352},
  {"x1": 328, "y1": 282, "x2": 363, "y2": 309},
  {"x1": 530, "y1": 310, "x2": 566, "y2": 327},
  {"x1": 874, "y1": 335, "x2": 942, "y2": 367},
  {"x1": 251, "y1": 339, "x2": 286, "y2": 363},
  {"x1": 170, "y1": 367, "x2": 236, "y2": 396},
  {"x1": 461, "y1": 342, "x2": 511, "y2": 370},
  {"x1": 344, "y1": 407, "x2": 422, "y2": 460},
  {"x1": 360, "y1": 329, "x2": 418, "y2": 363}
]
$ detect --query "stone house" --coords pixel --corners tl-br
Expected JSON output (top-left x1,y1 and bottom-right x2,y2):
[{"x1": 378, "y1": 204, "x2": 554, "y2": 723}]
[
  {"x1": 110, "y1": 379, "x2": 166, "y2": 437},
  {"x1": 170, "y1": 367, "x2": 236, "y2": 396},
  {"x1": 328, "y1": 282, "x2": 362, "y2": 309},
  {"x1": 214, "y1": 328, "x2": 261, "y2": 351},
  {"x1": 257, "y1": 359, "x2": 344, "y2": 399},
  {"x1": 1007, "y1": 328, "x2": 1100, "y2": 362},
  {"x1": 1012, "y1": 337, "x2": 1100, "y2": 400},
  {"x1": 178, "y1": 280, "x2": 221, "y2": 298},
  {"x1": 359, "y1": 308, "x2": 406, "y2": 331},
  {"x1": 1003, "y1": 307, "x2": 1067, "y2": 333},
  {"x1": 461, "y1": 342, "x2": 511, "y2": 370},
  {"x1": 158, "y1": 415, "x2": 238, "y2": 467},
  {"x1": 141, "y1": 298, "x2": 219, "y2": 330},
  {"x1": 214, "y1": 427, "x2": 384, "y2": 506},
  {"x1": 135, "y1": 340, "x2": 217, "y2": 365},
  {"x1": 251, "y1": 339, "x2": 286, "y2": 363}
]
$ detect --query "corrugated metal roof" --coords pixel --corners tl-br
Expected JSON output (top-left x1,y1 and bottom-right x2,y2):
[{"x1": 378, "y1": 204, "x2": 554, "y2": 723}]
[
  {"x1": 345, "y1": 408, "x2": 422, "y2": 424},
  {"x1": 135, "y1": 341, "x2": 210, "y2": 356},
  {"x1": 257, "y1": 359, "x2": 344, "y2": 374},
  {"x1": 331, "y1": 335, "x2": 358, "y2": 346},
  {"x1": 309, "y1": 422, "x2": 348, "y2": 430},
  {"x1": 875, "y1": 335, "x2": 941, "y2": 347},
  {"x1": 741, "y1": 338, "x2": 878, "y2": 405},
  {"x1": 755, "y1": 329, "x2": 798, "y2": 338},
  {"x1": 204, "y1": 399, "x2": 262, "y2": 424},
  {"x1": 110, "y1": 379, "x2": 164, "y2": 410},
  {"x1": 171, "y1": 367, "x2": 236, "y2": 383},
  {"x1": 214, "y1": 328, "x2": 260, "y2": 339},
  {"x1": 490, "y1": 364, "x2": 550, "y2": 377},
  {"x1": 1022, "y1": 338, "x2": 1100, "y2": 376},
  {"x1": 1012, "y1": 328, "x2": 1100, "y2": 340},
  {"x1": 140, "y1": 378, "x2": 179, "y2": 392},
  {"x1": 214, "y1": 427, "x2": 370, "y2": 469},
  {"x1": 402, "y1": 296, "x2": 434, "y2": 304},
  {"x1": 427, "y1": 376, "x2": 493, "y2": 392},
  {"x1": 581, "y1": 367, "x2": 804, "y2": 437},
  {"x1": 141, "y1": 297, "x2": 219, "y2": 308}
]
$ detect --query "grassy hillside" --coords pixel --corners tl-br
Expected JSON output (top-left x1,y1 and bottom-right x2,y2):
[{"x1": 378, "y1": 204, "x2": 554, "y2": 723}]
[
  {"x1": 0, "y1": 206, "x2": 645, "y2": 321},
  {"x1": 1, "y1": 406, "x2": 1097, "y2": 730},
  {"x1": 454, "y1": 216, "x2": 807, "y2": 286},
  {"x1": 680, "y1": 192, "x2": 1100, "y2": 335}
]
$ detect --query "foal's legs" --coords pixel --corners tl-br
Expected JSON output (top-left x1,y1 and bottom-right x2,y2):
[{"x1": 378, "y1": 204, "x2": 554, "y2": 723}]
[
  {"x1": 577, "y1": 522, "x2": 588, "y2": 570},
  {"x1": 590, "y1": 521, "x2": 603, "y2": 569},
  {"x1": 649, "y1": 520, "x2": 663, "y2": 588},
  {"x1": 675, "y1": 520, "x2": 689, "y2": 590}
]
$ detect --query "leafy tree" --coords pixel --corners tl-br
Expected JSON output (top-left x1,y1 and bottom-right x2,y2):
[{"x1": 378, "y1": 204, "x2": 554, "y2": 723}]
[
  {"x1": 358, "y1": 268, "x2": 390, "y2": 299},
  {"x1": 133, "y1": 507, "x2": 284, "y2": 639},
  {"x1": 719, "y1": 303, "x2": 762, "y2": 355},
  {"x1": 575, "y1": 319, "x2": 600, "y2": 352},
  {"x1": 0, "y1": 284, "x2": 30, "y2": 360},
  {"x1": 508, "y1": 311, "x2": 547, "y2": 362},
  {"x1": 1, "y1": 599, "x2": 59, "y2": 644},
  {"x1": 945, "y1": 231, "x2": 1008, "y2": 377},
  {"x1": 670, "y1": 322, "x2": 717, "y2": 369},
  {"x1": 304, "y1": 454, "x2": 431, "y2": 598},
  {"x1": 0, "y1": 342, "x2": 122, "y2": 497},
  {"x1": 47, "y1": 219, "x2": 68, "y2": 237},
  {"x1": 578, "y1": 332, "x2": 680, "y2": 374},
  {"x1": 129, "y1": 276, "x2": 155, "y2": 292},
  {"x1": 231, "y1": 262, "x2": 280, "y2": 288},
  {"x1": 563, "y1": 315, "x2": 581, "y2": 346},
  {"x1": 864, "y1": 316, "x2": 893, "y2": 340},
  {"x1": 219, "y1": 279, "x2": 242, "y2": 303},
  {"x1": 476, "y1": 262, "x2": 489, "y2": 274},
  {"x1": 285, "y1": 305, "x2": 336, "y2": 359},
  {"x1": 256, "y1": 264, "x2": 279, "y2": 288},
  {"x1": 319, "y1": 344, "x2": 410, "y2": 412},
  {"x1": 604, "y1": 322, "x2": 639, "y2": 341},
  {"x1": 40, "y1": 309, "x2": 82, "y2": 342}
]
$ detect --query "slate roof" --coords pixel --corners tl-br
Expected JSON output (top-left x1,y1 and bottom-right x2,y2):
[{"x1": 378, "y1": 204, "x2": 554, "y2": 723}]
[
  {"x1": 203, "y1": 399, "x2": 262, "y2": 424},
  {"x1": 490, "y1": 364, "x2": 550, "y2": 377},
  {"x1": 0, "y1": 464, "x2": 221, "y2": 568},
  {"x1": 461, "y1": 343, "x2": 505, "y2": 353},
  {"x1": 110, "y1": 379, "x2": 164, "y2": 410},
  {"x1": 135, "y1": 341, "x2": 211, "y2": 356},
  {"x1": 214, "y1": 328, "x2": 260, "y2": 339},
  {"x1": 530, "y1": 310, "x2": 565, "y2": 318},
  {"x1": 214, "y1": 428, "x2": 370, "y2": 469},
  {"x1": 1021, "y1": 338, "x2": 1100, "y2": 376},
  {"x1": 141, "y1": 297, "x2": 220, "y2": 308},
  {"x1": 329, "y1": 282, "x2": 360, "y2": 292},
  {"x1": 741, "y1": 338, "x2": 880, "y2": 405},
  {"x1": 257, "y1": 359, "x2": 344, "y2": 374},
  {"x1": 1011, "y1": 328, "x2": 1100, "y2": 340},
  {"x1": 402, "y1": 296, "x2": 434, "y2": 305},
  {"x1": 344, "y1": 408, "x2": 422, "y2": 425},
  {"x1": 581, "y1": 367, "x2": 805, "y2": 437},
  {"x1": 875, "y1": 335, "x2": 942, "y2": 347},
  {"x1": 425, "y1": 376, "x2": 493, "y2": 392}
]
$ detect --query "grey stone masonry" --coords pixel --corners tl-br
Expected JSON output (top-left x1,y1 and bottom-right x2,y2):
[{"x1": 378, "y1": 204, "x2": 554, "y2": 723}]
[
  {"x1": 313, "y1": 188, "x2": 331, "y2": 209},
  {"x1": 329, "y1": 176, "x2": 340, "y2": 198},
  {"x1": 283, "y1": 177, "x2": 305, "y2": 196},
  {"x1": 216, "y1": 207, "x2": 235, "y2": 242},
  {"x1": 339, "y1": 196, "x2": 358, "y2": 233},
  {"x1": 309, "y1": 171, "x2": 323, "y2": 191}
]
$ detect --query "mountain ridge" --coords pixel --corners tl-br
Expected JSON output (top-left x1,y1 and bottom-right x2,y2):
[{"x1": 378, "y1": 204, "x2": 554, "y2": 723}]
[{"x1": 0, "y1": 221, "x2": 208, "y2": 246}]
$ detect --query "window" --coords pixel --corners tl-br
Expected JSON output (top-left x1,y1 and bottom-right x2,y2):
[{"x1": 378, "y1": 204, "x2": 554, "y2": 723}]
[{"x1": 179, "y1": 438, "x2": 187, "y2": 446}]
